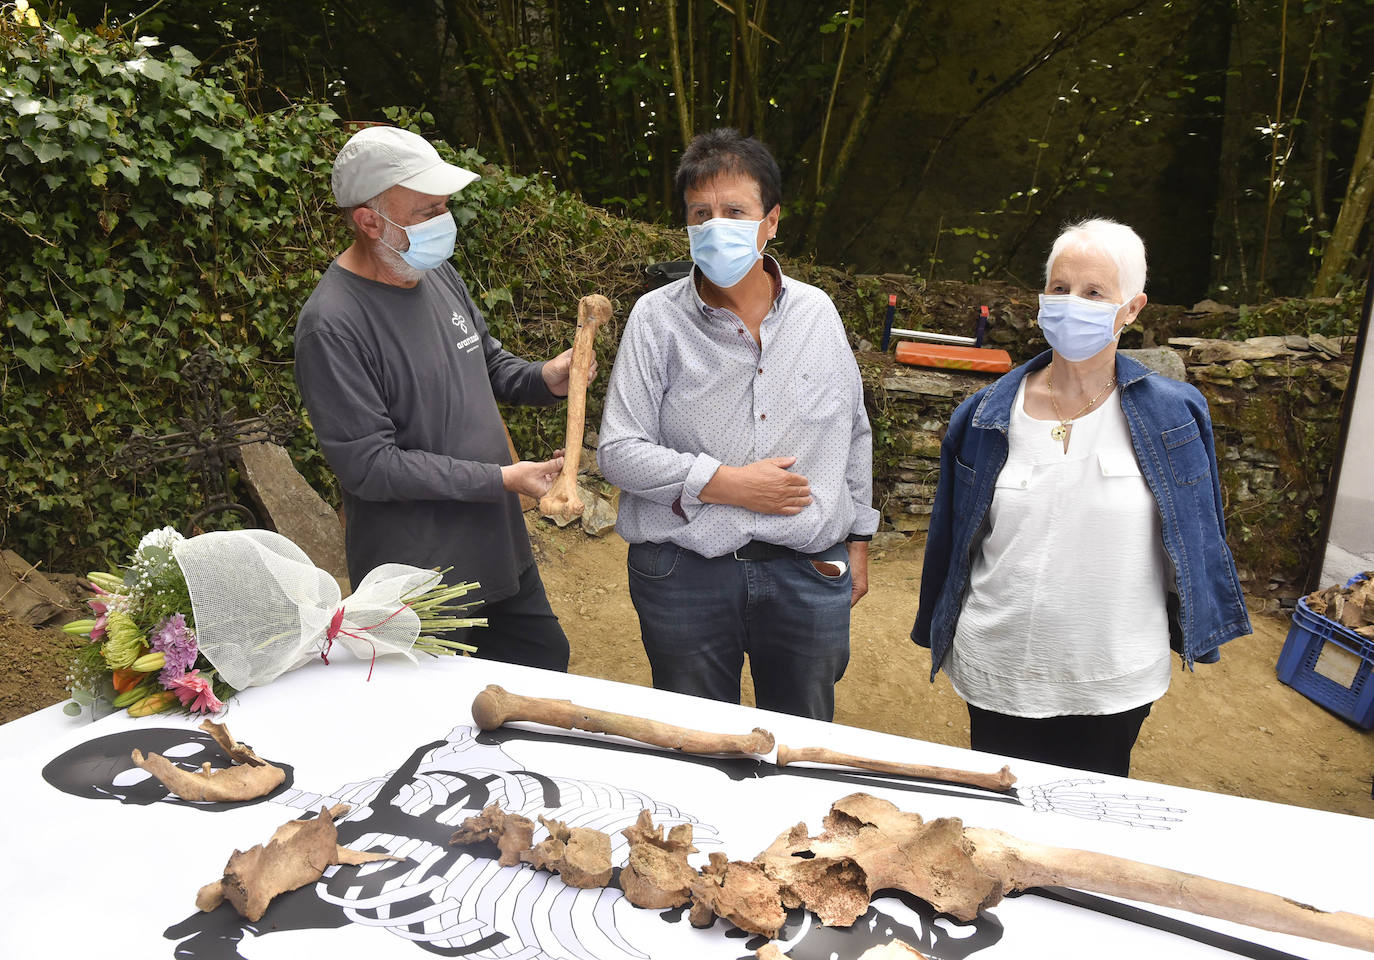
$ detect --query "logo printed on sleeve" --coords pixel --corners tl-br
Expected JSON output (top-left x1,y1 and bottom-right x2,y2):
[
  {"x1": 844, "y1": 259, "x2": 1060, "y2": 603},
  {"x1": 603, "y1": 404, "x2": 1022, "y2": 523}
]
[{"x1": 451, "y1": 311, "x2": 480, "y2": 352}]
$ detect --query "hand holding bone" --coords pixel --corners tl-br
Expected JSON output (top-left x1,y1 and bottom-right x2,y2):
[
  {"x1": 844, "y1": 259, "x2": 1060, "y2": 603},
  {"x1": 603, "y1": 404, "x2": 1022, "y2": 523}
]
[
  {"x1": 542, "y1": 348, "x2": 598, "y2": 396},
  {"x1": 502, "y1": 453, "x2": 564, "y2": 499},
  {"x1": 540, "y1": 294, "x2": 612, "y2": 520}
]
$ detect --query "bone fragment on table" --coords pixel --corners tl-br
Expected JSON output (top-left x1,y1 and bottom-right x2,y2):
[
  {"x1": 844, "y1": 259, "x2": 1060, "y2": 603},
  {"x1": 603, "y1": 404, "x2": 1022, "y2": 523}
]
[
  {"x1": 523, "y1": 815, "x2": 613, "y2": 888},
  {"x1": 132, "y1": 719, "x2": 285, "y2": 802},
  {"x1": 857, "y1": 941, "x2": 930, "y2": 959},
  {"x1": 754, "y1": 793, "x2": 1374, "y2": 952},
  {"x1": 449, "y1": 803, "x2": 536, "y2": 866},
  {"x1": 777, "y1": 743, "x2": 1016, "y2": 792},
  {"x1": 199, "y1": 719, "x2": 267, "y2": 766},
  {"x1": 618, "y1": 809, "x2": 700, "y2": 909},
  {"x1": 962, "y1": 822, "x2": 1374, "y2": 951},
  {"x1": 471, "y1": 683, "x2": 775, "y2": 755},
  {"x1": 196, "y1": 804, "x2": 396, "y2": 921},
  {"x1": 540, "y1": 293, "x2": 613, "y2": 520},
  {"x1": 758, "y1": 941, "x2": 929, "y2": 960},
  {"x1": 690, "y1": 852, "x2": 788, "y2": 938},
  {"x1": 755, "y1": 795, "x2": 998, "y2": 927}
]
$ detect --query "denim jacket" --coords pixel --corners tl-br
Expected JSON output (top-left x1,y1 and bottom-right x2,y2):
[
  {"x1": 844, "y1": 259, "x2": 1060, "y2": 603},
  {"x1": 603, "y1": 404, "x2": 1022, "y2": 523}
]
[{"x1": 911, "y1": 350, "x2": 1251, "y2": 681}]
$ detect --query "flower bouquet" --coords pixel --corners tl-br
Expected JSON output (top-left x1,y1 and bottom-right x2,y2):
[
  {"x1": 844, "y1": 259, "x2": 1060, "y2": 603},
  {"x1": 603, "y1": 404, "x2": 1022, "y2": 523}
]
[{"x1": 63, "y1": 527, "x2": 486, "y2": 718}]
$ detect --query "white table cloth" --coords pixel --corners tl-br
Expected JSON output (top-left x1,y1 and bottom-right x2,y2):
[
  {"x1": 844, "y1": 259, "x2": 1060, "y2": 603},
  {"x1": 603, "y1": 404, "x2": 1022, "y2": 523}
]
[{"x1": 1, "y1": 653, "x2": 1369, "y2": 959}]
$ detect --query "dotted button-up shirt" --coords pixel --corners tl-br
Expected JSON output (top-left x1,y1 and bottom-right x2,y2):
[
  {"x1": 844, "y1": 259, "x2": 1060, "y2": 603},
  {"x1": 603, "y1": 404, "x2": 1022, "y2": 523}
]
[{"x1": 598, "y1": 258, "x2": 880, "y2": 558}]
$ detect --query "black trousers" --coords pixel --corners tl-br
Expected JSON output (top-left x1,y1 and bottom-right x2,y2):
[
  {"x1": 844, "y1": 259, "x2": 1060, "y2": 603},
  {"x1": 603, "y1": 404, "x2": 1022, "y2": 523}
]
[
  {"x1": 454, "y1": 563, "x2": 569, "y2": 672},
  {"x1": 967, "y1": 701, "x2": 1153, "y2": 777}
]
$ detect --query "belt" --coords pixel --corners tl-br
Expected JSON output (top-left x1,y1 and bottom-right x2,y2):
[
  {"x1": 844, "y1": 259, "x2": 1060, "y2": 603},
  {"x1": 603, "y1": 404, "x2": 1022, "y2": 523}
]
[{"x1": 731, "y1": 540, "x2": 827, "y2": 562}]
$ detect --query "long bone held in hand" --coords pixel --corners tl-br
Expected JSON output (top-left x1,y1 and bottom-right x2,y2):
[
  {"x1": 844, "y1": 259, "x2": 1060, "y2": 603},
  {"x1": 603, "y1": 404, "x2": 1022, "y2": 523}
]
[
  {"x1": 776, "y1": 744, "x2": 1016, "y2": 793},
  {"x1": 540, "y1": 293, "x2": 613, "y2": 520},
  {"x1": 471, "y1": 684, "x2": 775, "y2": 756}
]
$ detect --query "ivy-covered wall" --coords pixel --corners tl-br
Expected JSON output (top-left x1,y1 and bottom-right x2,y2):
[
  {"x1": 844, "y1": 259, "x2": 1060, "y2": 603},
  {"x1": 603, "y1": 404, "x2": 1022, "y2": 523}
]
[{"x1": 0, "y1": 19, "x2": 684, "y2": 570}]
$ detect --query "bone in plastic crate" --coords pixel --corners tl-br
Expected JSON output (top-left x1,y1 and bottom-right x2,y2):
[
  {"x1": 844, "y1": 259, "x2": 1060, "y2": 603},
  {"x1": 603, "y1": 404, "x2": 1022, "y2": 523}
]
[{"x1": 1276, "y1": 582, "x2": 1374, "y2": 729}]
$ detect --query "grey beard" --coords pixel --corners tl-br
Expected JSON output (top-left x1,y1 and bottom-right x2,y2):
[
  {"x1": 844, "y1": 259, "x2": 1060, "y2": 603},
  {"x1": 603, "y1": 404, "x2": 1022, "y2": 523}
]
[
  {"x1": 376, "y1": 234, "x2": 424, "y2": 284},
  {"x1": 368, "y1": 200, "x2": 426, "y2": 284}
]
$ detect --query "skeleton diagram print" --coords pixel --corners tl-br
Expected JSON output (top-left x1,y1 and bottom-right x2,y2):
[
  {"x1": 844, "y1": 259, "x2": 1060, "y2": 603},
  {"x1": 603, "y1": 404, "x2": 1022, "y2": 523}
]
[
  {"x1": 31, "y1": 689, "x2": 1351, "y2": 960},
  {"x1": 45, "y1": 723, "x2": 1011, "y2": 959},
  {"x1": 51, "y1": 715, "x2": 1295, "y2": 960}
]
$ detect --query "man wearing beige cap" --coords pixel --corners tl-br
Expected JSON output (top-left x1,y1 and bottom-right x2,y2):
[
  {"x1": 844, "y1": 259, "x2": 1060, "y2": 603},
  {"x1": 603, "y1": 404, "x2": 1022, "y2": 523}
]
[{"x1": 295, "y1": 125, "x2": 577, "y2": 671}]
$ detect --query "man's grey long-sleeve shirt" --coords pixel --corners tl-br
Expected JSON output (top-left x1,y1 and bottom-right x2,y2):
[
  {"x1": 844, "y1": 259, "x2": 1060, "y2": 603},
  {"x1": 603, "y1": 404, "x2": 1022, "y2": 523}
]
[
  {"x1": 597, "y1": 258, "x2": 880, "y2": 558},
  {"x1": 294, "y1": 260, "x2": 558, "y2": 602}
]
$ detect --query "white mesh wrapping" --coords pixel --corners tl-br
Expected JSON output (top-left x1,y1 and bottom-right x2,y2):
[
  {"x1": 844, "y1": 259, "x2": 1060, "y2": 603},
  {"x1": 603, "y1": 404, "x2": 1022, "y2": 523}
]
[{"x1": 173, "y1": 530, "x2": 442, "y2": 690}]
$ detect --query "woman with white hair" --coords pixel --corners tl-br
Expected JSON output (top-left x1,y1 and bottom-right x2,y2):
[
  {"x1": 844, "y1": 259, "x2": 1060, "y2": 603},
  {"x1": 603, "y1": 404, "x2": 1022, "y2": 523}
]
[{"x1": 912, "y1": 218, "x2": 1250, "y2": 776}]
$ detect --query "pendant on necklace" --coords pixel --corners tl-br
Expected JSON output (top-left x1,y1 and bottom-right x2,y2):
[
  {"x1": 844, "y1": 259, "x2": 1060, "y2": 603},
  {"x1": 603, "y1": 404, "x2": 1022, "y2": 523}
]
[{"x1": 1051, "y1": 422, "x2": 1069, "y2": 442}]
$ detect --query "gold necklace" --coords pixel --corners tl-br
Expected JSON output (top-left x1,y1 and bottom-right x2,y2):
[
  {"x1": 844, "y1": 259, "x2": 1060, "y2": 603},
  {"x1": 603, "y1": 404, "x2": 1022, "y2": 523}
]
[{"x1": 1047, "y1": 369, "x2": 1116, "y2": 443}]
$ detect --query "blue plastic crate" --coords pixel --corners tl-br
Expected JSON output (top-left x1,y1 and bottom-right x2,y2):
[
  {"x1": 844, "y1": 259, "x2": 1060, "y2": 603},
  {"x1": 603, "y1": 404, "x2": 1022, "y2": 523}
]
[{"x1": 1276, "y1": 579, "x2": 1374, "y2": 729}]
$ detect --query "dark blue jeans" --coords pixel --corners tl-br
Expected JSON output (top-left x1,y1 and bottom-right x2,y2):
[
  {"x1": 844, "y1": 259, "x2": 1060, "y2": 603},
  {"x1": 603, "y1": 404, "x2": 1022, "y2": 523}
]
[{"x1": 627, "y1": 541, "x2": 851, "y2": 721}]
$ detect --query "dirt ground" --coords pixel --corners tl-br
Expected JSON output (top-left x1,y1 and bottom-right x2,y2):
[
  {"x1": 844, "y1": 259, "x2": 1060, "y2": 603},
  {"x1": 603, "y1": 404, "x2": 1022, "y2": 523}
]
[
  {"x1": 535, "y1": 522, "x2": 1374, "y2": 820},
  {"x1": 3, "y1": 523, "x2": 1371, "y2": 818}
]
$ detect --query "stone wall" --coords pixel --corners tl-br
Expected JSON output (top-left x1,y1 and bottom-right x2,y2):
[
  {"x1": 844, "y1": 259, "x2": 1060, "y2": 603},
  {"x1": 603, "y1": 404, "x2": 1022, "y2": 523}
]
[{"x1": 862, "y1": 334, "x2": 1353, "y2": 604}]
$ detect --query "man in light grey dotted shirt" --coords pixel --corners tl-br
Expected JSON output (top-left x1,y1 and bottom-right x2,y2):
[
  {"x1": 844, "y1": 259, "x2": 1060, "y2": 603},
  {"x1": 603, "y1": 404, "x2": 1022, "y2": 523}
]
[{"x1": 597, "y1": 129, "x2": 880, "y2": 721}]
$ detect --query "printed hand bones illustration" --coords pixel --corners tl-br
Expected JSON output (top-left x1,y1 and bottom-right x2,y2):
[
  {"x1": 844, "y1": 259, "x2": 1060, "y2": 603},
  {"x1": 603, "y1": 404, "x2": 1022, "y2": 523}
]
[{"x1": 1019, "y1": 779, "x2": 1185, "y2": 829}]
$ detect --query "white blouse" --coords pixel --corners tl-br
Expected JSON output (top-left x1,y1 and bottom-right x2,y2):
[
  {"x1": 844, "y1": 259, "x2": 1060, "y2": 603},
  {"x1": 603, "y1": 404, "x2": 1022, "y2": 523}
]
[{"x1": 947, "y1": 378, "x2": 1172, "y2": 717}]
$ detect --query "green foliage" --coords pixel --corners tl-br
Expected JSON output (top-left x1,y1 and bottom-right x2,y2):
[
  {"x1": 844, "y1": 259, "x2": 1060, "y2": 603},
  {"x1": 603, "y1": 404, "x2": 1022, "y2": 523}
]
[
  {"x1": 0, "y1": 19, "x2": 689, "y2": 569},
  {"x1": 1205, "y1": 365, "x2": 1347, "y2": 588},
  {"x1": 433, "y1": 118, "x2": 686, "y2": 458},
  {"x1": 0, "y1": 15, "x2": 346, "y2": 567},
  {"x1": 1218, "y1": 287, "x2": 1365, "y2": 340},
  {"x1": 3, "y1": 13, "x2": 1359, "y2": 582}
]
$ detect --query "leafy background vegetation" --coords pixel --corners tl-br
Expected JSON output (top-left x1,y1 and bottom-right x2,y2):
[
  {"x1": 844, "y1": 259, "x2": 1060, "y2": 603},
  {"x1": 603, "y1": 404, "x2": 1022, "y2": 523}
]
[
  {"x1": 54, "y1": 0, "x2": 1374, "y2": 304},
  {"x1": 1, "y1": 5, "x2": 1370, "y2": 571}
]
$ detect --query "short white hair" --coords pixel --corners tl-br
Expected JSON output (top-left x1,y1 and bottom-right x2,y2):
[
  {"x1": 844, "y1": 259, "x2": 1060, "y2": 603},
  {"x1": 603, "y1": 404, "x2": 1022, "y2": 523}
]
[{"x1": 1045, "y1": 218, "x2": 1147, "y2": 301}]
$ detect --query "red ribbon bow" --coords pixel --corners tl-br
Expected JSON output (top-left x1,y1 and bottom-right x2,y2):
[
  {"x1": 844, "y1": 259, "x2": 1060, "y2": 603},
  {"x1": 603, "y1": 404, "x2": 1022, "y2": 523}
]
[{"x1": 321, "y1": 603, "x2": 411, "y2": 680}]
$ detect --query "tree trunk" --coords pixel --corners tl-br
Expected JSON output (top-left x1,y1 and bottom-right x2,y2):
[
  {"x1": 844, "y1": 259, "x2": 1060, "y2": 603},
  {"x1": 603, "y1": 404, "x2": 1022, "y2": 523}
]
[
  {"x1": 815, "y1": 14, "x2": 853, "y2": 194},
  {"x1": 731, "y1": 0, "x2": 762, "y2": 132},
  {"x1": 830, "y1": 0, "x2": 1147, "y2": 261},
  {"x1": 1313, "y1": 74, "x2": 1374, "y2": 296},
  {"x1": 798, "y1": 0, "x2": 921, "y2": 249},
  {"x1": 664, "y1": 0, "x2": 694, "y2": 149},
  {"x1": 1257, "y1": 0, "x2": 1292, "y2": 296},
  {"x1": 445, "y1": 0, "x2": 574, "y2": 186},
  {"x1": 462, "y1": 65, "x2": 513, "y2": 167}
]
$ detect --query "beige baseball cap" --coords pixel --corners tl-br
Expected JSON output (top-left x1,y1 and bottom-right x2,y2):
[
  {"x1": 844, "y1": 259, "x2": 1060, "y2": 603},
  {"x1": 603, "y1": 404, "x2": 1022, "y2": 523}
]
[{"x1": 331, "y1": 125, "x2": 479, "y2": 207}]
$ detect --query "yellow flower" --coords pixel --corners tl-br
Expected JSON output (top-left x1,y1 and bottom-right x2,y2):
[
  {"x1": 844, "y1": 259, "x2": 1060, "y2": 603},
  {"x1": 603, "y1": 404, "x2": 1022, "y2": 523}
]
[
  {"x1": 11, "y1": 1, "x2": 38, "y2": 26},
  {"x1": 102, "y1": 610, "x2": 147, "y2": 670},
  {"x1": 128, "y1": 691, "x2": 178, "y2": 717}
]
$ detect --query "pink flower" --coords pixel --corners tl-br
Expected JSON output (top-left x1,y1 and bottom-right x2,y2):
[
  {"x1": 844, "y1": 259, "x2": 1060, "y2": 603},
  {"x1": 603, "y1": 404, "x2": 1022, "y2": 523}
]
[
  {"x1": 87, "y1": 599, "x2": 109, "y2": 640},
  {"x1": 167, "y1": 670, "x2": 224, "y2": 714}
]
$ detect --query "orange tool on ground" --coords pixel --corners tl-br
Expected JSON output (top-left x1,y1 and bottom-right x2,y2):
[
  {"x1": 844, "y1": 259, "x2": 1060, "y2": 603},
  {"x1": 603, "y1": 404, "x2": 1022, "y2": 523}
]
[
  {"x1": 883, "y1": 298, "x2": 1013, "y2": 374},
  {"x1": 894, "y1": 340, "x2": 1012, "y2": 373}
]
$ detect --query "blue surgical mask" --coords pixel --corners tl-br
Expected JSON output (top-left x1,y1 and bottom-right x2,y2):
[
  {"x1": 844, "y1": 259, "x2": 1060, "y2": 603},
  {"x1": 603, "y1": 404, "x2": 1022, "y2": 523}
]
[
  {"x1": 687, "y1": 217, "x2": 765, "y2": 288},
  {"x1": 375, "y1": 209, "x2": 458, "y2": 272},
  {"x1": 1037, "y1": 293, "x2": 1125, "y2": 361}
]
